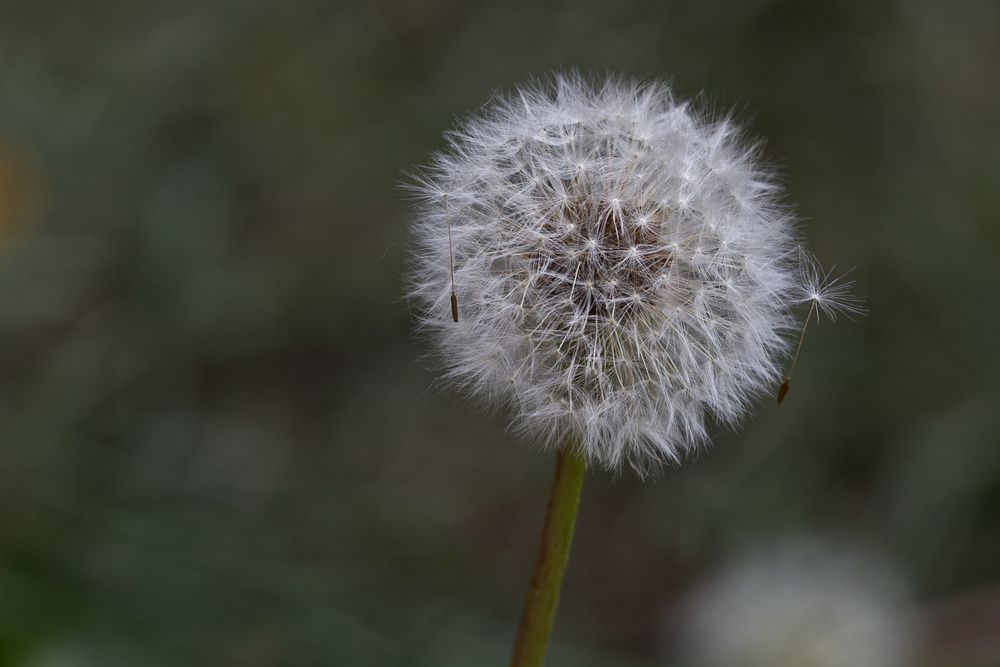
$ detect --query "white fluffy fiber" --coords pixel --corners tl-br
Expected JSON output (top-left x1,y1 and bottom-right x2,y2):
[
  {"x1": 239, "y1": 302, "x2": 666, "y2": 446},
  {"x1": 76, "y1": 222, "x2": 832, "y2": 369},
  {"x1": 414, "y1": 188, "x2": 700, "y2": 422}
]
[{"x1": 406, "y1": 72, "x2": 853, "y2": 474}]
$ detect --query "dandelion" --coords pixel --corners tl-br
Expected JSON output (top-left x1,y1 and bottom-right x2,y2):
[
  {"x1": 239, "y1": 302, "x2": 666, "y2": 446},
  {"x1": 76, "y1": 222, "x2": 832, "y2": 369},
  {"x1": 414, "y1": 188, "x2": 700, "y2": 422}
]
[
  {"x1": 405, "y1": 72, "x2": 858, "y2": 667},
  {"x1": 779, "y1": 253, "x2": 866, "y2": 403}
]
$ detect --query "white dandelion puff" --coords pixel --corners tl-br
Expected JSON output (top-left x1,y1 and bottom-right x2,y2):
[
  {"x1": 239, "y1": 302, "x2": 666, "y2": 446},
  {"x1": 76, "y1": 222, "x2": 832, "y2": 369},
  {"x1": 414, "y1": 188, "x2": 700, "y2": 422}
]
[
  {"x1": 795, "y1": 251, "x2": 867, "y2": 322},
  {"x1": 775, "y1": 252, "x2": 866, "y2": 403},
  {"x1": 405, "y1": 72, "x2": 855, "y2": 473}
]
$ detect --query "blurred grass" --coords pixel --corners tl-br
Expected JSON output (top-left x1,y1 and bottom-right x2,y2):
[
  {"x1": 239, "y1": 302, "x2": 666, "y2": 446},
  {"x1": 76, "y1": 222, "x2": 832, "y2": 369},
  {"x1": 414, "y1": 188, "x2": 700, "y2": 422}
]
[{"x1": 0, "y1": 0, "x2": 999, "y2": 665}]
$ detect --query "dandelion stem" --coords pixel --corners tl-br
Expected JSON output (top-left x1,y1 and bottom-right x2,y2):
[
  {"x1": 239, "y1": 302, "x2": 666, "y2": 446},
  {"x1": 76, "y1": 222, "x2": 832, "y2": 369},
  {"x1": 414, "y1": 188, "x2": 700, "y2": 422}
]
[
  {"x1": 787, "y1": 300, "x2": 817, "y2": 381},
  {"x1": 509, "y1": 441, "x2": 587, "y2": 667},
  {"x1": 777, "y1": 300, "x2": 817, "y2": 404},
  {"x1": 445, "y1": 193, "x2": 458, "y2": 322}
]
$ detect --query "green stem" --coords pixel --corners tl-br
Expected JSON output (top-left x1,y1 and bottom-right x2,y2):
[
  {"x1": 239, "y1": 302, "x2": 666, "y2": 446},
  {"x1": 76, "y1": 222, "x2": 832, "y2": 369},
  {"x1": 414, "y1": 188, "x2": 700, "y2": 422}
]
[{"x1": 509, "y1": 442, "x2": 587, "y2": 667}]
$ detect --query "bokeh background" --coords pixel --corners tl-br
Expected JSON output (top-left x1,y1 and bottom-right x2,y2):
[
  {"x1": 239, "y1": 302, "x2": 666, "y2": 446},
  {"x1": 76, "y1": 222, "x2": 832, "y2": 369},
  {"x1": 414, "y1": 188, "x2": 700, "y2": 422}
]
[{"x1": 1, "y1": 1, "x2": 998, "y2": 665}]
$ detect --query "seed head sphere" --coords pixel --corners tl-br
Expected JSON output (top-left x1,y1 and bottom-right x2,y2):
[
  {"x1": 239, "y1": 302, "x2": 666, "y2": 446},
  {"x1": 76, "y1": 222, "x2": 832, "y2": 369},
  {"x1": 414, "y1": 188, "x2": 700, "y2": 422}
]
[{"x1": 407, "y1": 73, "x2": 836, "y2": 474}]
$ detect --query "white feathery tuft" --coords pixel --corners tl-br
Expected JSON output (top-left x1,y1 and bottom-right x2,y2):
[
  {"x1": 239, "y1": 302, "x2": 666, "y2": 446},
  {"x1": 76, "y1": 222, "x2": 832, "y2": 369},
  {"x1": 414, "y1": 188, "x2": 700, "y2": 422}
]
[
  {"x1": 794, "y1": 251, "x2": 867, "y2": 322},
  {"x1": 405, "y1": 72, "x2": 853, "y2": 474}
]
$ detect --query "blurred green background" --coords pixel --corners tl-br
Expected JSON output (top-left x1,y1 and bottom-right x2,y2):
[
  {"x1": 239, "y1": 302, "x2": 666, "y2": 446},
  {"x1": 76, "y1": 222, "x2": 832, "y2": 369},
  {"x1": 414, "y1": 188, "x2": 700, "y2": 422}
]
[{"x1": 1, "y1": 1, "x2": 998, "y2": 665}]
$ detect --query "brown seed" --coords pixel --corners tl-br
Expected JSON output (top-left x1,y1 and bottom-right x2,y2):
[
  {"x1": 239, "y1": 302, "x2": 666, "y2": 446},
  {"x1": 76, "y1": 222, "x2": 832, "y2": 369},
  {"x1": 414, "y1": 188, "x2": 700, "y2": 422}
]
[
  {"x1": 776, "y1": 378, "x2": 790, "y2": 404},
  {"x1": 451, "y1": 291, "x2": 459, "y2": 323}
]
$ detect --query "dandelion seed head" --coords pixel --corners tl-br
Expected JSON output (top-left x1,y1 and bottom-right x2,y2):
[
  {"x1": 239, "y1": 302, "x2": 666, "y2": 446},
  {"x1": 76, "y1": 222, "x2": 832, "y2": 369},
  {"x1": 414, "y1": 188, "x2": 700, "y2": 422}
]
[{"x1": 406, "y1": 72, "x2": 850, "y2": 474}]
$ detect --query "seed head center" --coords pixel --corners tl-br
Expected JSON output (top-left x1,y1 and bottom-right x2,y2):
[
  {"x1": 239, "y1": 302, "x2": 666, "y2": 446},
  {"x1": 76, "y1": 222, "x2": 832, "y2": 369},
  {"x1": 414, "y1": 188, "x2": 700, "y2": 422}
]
[{"x1": 525, "y1": 196, "x2": 673, "y2": 339}]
